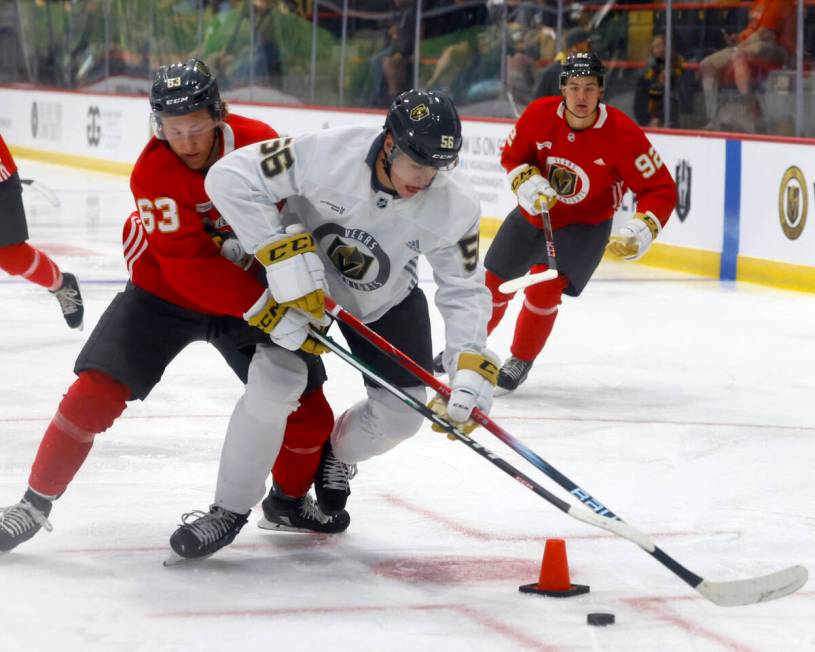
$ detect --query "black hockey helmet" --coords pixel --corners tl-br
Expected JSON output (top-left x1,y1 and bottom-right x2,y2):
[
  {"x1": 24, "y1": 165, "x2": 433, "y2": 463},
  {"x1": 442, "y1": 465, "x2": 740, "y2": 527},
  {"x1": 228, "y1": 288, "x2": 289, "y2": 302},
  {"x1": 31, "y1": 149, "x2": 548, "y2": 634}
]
[
  {"x1": 559, "y1": 52, "x2": 606, "y2": 88},
  {"x1": 149, "y1": 59, "x2": 224, "y2": 122},
  {"x1": 384, "y1": 89, "x2": 462, "y2": 171}
]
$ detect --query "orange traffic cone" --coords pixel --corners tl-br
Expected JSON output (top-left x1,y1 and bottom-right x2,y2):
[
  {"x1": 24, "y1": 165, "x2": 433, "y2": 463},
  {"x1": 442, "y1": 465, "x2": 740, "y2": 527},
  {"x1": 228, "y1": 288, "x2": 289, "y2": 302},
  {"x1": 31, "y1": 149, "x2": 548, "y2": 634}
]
[{"x1": 519, "y1": 538, "x2": 590, "y2": 597}]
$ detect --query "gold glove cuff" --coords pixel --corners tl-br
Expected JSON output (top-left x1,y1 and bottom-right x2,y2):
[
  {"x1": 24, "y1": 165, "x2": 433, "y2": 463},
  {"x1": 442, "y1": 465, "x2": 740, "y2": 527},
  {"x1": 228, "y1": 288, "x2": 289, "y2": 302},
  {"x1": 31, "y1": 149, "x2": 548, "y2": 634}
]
[{"x1": 255, "y1": 232, "x2": 316, "y2": 266}]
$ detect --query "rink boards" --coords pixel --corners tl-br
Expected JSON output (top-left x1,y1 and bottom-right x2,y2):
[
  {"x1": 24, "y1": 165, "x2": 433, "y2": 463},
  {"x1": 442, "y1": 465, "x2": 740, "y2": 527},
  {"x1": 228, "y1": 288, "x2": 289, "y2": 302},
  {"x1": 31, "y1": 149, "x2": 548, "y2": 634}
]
[{"x1": 1, "y1": 85, "x2": 813, "y2": 292}]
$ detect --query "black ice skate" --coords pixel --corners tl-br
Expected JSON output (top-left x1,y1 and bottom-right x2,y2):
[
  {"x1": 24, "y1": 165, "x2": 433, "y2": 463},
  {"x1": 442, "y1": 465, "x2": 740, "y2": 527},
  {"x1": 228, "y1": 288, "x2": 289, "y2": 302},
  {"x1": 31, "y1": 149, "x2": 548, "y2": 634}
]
[
  {"x1": 315, "y1": 442, "x2": 357, "y2": 516},
  {"x1": 431, "y1": 351, "x2": 445, "y2": 375},
  {"x1": 0, "y1": 489, "x2": 53, "y2": 552},
  {"x1": 496, "y1": 356, "x2": 533, "y2": 394},
  {"x1": 165, "y1": 505, "x2": 248, "y2": 566},
  {"x1": 51, "y1": 272, "x2": 84, "y2": 330},
  {"x1": 258, "y1": 485, "x2": 350, "y2": 534}
]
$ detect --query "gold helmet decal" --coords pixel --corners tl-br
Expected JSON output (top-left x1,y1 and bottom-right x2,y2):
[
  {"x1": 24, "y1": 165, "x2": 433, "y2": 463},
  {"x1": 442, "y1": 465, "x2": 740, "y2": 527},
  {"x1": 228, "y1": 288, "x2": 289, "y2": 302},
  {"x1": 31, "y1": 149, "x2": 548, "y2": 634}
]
[
  {"x1": 778, "y1": 166, "x2": 807, "y2": 240},
  {"x1": 409, "y1": 103, "x2": 430, "y2": 122}
]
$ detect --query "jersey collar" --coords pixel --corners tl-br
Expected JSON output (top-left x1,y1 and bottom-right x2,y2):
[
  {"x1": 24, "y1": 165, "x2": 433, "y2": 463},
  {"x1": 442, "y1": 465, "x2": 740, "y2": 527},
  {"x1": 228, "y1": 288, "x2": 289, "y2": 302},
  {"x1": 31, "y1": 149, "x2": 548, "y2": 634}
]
[{"x1": 219, "y1": 121, "x2": 236, "y2": 155}]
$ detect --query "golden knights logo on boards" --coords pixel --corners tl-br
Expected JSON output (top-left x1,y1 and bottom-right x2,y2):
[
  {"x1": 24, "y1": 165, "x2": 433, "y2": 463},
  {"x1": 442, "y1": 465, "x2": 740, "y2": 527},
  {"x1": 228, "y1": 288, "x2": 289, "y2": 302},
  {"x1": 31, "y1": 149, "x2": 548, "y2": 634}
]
[
  {"x1": 778, "y1": 166, "x2": 808, "y2": 240},
  {"x1": 675, "y1": 159, "x2": 691, "y2": 222}
]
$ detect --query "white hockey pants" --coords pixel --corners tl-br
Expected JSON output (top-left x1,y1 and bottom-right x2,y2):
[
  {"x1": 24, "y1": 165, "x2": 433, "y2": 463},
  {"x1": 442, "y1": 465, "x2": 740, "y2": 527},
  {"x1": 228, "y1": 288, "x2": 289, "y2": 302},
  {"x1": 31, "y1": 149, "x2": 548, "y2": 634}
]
[
  {"x1": 331, "y1": 384, "x2": 426, "y2": 464},
  {"x1": 215, "y1": 345, "x2": 307, "y2": 513}
]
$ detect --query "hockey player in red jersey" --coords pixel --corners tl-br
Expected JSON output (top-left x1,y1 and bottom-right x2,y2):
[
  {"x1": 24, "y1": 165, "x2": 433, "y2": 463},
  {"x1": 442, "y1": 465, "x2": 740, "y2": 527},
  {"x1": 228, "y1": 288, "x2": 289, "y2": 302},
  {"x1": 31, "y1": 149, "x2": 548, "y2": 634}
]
[
  {"x1": 0, "y1": 59, "x2": 346, "y2": 554},
  {"x1": 0, "y1": 134, "x2": 84, "y2": 329},
  {"x1": 481, "y1": 52, "x2": 677, "y2": 392}
]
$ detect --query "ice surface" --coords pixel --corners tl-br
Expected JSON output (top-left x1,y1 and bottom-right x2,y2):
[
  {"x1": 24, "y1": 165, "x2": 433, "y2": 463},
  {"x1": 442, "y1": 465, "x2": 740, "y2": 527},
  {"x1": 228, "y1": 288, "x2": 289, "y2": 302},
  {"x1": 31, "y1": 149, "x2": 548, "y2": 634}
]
[{"x1": 1, "y1": 159, "x2": 813, "y2": 651}]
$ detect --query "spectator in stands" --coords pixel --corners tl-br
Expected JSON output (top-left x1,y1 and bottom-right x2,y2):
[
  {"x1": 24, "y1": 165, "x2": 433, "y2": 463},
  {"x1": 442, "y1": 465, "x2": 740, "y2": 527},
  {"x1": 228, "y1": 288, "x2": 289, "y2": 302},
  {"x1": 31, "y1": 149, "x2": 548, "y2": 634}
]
[
  {"x1": 424, "y1": 0, "x2": 490, "y2": 99},
  {"x1": 533, "y1": 27, "x2": 593, "y2": 98},
  {"x1": 634, "y1": 33, "x2": 685, "y2": 128},
  {"x1": 699, "y1": 0, "x2": 795, "y2": 130},
  {"x1": 366, "y1": 0, "x2": 417, "y2": 107}
]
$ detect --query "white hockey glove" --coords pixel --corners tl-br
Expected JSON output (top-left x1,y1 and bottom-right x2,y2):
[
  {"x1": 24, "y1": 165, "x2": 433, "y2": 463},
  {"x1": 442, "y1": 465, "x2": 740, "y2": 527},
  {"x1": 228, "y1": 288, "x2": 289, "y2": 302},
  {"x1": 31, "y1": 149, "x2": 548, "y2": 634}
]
[
  {"x1": 428, "y1": 350, "x2": 499, "y2": 436},
  {"x1": 254, "y1": 225, "x2": 327, "y2": 320},
  {"x1": 509, "y1": 164, "x2": 558, "y2": 215},
  {"x1": 244, "y1": 290, "x2": 328, "y2": 356},
  {"x1": 607, "y1": 211, "x2": 661, "y2": 260}
]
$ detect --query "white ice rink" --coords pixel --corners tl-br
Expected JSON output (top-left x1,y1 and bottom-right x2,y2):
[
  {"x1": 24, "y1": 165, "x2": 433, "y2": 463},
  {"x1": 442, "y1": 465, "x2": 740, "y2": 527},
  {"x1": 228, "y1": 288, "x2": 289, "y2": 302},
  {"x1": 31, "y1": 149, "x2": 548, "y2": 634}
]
[{"x1": 1, "y1": 159, "x2": 813, "y2": 652}]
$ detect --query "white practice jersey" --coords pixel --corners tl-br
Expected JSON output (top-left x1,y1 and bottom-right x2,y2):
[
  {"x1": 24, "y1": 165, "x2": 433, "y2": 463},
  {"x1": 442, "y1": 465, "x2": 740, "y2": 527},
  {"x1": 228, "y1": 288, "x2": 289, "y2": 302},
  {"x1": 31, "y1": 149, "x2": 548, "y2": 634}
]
[{"x1": 205, "y1": 124, "x2": 491, "y2": 360}]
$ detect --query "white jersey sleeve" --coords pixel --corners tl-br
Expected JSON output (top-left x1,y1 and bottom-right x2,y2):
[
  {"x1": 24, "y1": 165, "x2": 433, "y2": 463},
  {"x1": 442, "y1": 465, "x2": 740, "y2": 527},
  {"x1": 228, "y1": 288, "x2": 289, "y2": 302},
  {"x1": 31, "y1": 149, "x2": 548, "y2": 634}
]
[
  {"x1": 206, "y1": 125, "x2": 490, "y2": 359},
  {"x1": 424, "y1": 212, "x2": 491, "y2": 372},
  {"x1": 204, "y1": 136, "x2": 307, "y2": 252}
]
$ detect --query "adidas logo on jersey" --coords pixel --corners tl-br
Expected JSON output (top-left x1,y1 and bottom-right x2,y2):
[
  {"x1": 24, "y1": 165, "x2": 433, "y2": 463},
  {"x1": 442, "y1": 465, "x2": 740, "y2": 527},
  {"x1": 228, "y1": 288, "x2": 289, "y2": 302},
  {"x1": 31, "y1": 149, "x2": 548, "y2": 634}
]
[
  {"x1": 376, "y1": 195, "x2": 389, "y2": 209},
  {"x1": 536, "y1": 141, "x2": 552, "y2": 150},
  {"x1": 405, "y1": 240, "x2": 421, "y2": 253},
  {"x1": 593, "y1": 158, "x2": 606, "y2": 166}
]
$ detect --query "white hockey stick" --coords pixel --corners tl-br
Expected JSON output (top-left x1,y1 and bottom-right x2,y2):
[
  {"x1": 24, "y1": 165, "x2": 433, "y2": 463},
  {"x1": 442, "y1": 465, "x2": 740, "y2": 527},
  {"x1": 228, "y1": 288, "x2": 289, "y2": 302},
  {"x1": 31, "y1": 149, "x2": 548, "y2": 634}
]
[
  {"x1": 498, "y1": 206, "x2": 559, "y2": 293},
  {"x1": 21, "y1": 178, "x2": 60, "y2": 207},
  {"x1": 498, "y1": 268, "x2": 559, "y2": 293},
  {"x1": 311, "y1": 324, "x2": 808, "y2": 607}
]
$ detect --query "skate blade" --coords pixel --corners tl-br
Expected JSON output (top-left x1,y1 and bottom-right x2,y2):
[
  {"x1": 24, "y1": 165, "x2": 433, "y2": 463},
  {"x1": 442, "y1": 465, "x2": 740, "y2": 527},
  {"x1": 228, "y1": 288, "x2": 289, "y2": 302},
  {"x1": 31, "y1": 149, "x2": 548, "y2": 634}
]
[
  {"x1": 257, "y1": 516, "x2": 314, "y2": 533},
  {"x1": 163, "y1": 550, "x2": 213, "y2": 567},
  {"x1": 493, "y1": 386, "x2": 515, "y2": 397}
]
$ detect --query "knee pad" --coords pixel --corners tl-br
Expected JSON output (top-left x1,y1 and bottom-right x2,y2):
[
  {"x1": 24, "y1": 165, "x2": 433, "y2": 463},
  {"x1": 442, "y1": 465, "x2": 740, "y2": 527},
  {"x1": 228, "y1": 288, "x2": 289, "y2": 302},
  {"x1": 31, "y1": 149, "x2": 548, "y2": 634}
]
[
  {"x1": 242, "y1": 346, "x2": 308, "y2": 422},
  {"x1": 0, "y1": 242, "x2": 33, "y2": 275},
  {"x1": 57, "y1": 370, "x2": 130, "y2": 439},
  {"x1": 523, "y1": 269, "x2": 567, "y2": 310},
  {"x1": 282, "y1": 387, "x2": 335, "y2": 453},
  {"x1": 332, "y1": 385, "x2": 425, "y2": 462}
]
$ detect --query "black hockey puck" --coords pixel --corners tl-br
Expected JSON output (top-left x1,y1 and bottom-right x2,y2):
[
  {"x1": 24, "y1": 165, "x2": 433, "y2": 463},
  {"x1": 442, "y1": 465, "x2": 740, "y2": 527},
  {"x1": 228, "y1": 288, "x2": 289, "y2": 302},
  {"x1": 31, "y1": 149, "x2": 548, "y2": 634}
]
[{"x1": 587, "y1": 613, "x2": 615, "y2": 626}]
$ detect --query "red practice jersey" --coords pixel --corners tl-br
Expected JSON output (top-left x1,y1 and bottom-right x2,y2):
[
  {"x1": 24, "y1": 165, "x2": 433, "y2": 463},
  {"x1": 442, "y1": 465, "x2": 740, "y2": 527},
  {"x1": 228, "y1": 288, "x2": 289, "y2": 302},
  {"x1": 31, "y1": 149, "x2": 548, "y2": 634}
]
[
  {"x1": 125, "y1": 114, "x2": 276, "y2": 316},
  {"x1": 501, "y1": 97, "x2": 677, "y2": 231},
  {"x1": 0, "y1": 134, "x2": 18, "y2": 182}
]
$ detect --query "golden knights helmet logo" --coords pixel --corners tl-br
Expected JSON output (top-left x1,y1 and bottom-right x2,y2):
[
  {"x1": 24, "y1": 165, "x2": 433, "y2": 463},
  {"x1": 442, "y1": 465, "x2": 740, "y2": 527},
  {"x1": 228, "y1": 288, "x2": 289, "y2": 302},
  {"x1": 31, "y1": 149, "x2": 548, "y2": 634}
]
[
  {"x1": 778, "y1": 166, "x2": 808, "y2": 240},
  {"x1": 409, "y1": 103, "x2": 430, "y2": 122}
]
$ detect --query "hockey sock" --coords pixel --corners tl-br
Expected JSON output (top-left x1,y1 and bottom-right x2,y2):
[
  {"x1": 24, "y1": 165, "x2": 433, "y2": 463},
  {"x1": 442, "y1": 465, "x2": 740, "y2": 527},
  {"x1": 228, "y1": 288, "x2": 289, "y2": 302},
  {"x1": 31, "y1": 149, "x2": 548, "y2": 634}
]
[
  {"x1": 510, "y1": 270, "x2": 568, "y2": 362},
  {"x1": 485, "y1": 269, "x2": 515, "y2": 334},
  {"x1": 272, "y1": 388, "x2": 334, "y2": 497},
  {"x1": 28, "y1": 370, "x2": 130, "y2": 497},
  {"x1": 0, "y1": 242, "x2": 62, "y2": 290}
]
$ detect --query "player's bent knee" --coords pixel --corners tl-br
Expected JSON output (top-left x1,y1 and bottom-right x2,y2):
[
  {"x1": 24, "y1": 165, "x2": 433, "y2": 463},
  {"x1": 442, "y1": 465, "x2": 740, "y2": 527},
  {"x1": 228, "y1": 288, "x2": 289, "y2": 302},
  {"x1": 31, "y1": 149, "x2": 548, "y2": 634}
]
[
  {"x1": 486, "y1": 269, "x2": 514, "y2": 301},
  {"x1": 0, "y1": 242, "x2": 32, "y2": 275},
  {"x1": 284, "y1": 387, "x2": 335, "y2": 449},
  {"x1": 524, "y1": 272, "x2": 567, "y2": 307},
  {"x1": 58, "y1": 370, "x2": 130, "y2": 437},
  {"x1": 370, "y1": 385, "x2": 425, "y2": 441}
]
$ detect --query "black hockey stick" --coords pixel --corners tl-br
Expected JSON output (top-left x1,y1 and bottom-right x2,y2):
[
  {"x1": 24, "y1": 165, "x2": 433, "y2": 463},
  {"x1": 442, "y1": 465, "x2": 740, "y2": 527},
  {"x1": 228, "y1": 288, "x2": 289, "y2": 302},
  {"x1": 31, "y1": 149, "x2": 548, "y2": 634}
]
[
  {"x1": 498, "y1": 206, "x2": 558, "y2": 293},
  {"x1": 325, "y1": 296, "x2": 615, "y2": 517},
  {"x1": 313, "y1": 321, "x2": 807, "y2": 606}
]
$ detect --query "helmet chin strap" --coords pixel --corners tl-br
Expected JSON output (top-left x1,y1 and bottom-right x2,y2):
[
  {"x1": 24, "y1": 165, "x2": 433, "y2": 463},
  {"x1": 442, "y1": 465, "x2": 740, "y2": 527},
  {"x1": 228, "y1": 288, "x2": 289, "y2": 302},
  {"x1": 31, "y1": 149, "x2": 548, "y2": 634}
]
[{"x1": 202, "y1": 128, "x2": 221, "y2": 171}]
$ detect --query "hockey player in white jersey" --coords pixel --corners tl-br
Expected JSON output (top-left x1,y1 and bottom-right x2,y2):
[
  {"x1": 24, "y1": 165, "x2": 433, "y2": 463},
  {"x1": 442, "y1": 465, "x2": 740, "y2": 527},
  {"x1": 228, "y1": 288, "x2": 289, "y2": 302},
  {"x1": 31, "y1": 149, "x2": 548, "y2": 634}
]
[{"x1": 167, "y1": 90, "x2": 496, "y2": 560}]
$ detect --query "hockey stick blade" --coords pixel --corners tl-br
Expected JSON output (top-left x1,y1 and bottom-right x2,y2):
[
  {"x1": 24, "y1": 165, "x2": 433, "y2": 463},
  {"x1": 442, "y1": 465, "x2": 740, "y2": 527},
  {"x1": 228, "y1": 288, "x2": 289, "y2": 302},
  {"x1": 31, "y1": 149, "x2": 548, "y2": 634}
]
[
  {"x1": 696, "y1": 564, "x2": 808, "y2": 607},
  {"x1": 498, "y1": 268, "x2": 559, "y2": 294},
  {"x1": 21, "y1": 178, "x2": 60, "y2": 207}
]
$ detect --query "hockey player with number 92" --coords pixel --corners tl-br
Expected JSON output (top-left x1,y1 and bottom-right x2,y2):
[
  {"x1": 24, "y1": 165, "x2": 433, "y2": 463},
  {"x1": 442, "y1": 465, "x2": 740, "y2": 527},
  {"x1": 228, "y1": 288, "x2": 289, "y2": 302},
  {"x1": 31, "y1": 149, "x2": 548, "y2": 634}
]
[{"x1": 481, "y1": 52, "x2": 677, "y2": 393}]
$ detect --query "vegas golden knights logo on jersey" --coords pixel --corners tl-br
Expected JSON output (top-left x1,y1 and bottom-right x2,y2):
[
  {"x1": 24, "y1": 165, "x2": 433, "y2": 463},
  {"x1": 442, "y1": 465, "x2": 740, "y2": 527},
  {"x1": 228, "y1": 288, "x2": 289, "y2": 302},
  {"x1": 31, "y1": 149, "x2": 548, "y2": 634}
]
[
  {"x1": 548, "y1": 165, "x2": 577, "y2": 196},
  {"x1": 327, "y1": 237, "x2": 375, "y2": 280}
]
